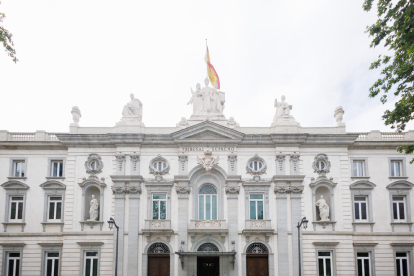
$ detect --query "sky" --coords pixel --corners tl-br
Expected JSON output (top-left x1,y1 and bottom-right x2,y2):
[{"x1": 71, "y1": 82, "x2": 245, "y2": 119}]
[{"x1": 1, "y1": 0, "x2": 413, "y2": 133}]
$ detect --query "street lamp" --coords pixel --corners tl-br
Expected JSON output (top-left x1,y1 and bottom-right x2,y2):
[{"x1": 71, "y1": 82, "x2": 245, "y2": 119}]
[
  {"x1": 297, "y1": 216, "x2": 308, "y2": 276},
  {"x1": 108, "y1": 217, "x2": 119, "y2": 276}
]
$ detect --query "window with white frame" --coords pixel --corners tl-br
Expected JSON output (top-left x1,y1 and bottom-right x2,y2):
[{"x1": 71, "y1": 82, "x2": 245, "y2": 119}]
[
  {"x1": 356, "y1": 252, "x2": 371, "y2": 276},
  {"x1": 152, "y1": 194, "x2": 166, "y2": 220},
  {"x1": 6, "y1": 252, "x2": 21, "y2": 276},
  {"x1": 248, "y1": 160, "x2": 264, "y2": 172},
  {"x1": 198, "y1": 185, "x2": 217, "y2": 220},
  {"x1": 352, "y1": 160, "x2": 365, "y2": 177},
  {"x1": 318, "y1": 252, "x2": 333, "y2": 276},
  {"x1": 48, "y1": 196, "x2": 62, "y2": 221},
  {"x1": 12, "y1": 160, "x2": 26, "y2": 177},
  {"x1": 354, "y1": 196, "x2": 368, "y2": 221},
  {"x1": 9, "y1": 196, "x2": 24, "y2": 221},
  {"x1": 50, "y1": 160, "x2": 64, "y2": 177},
  {"x1": 153, "y1": 161, "x2": 167, "y2": 172},
  {"x1": 249, "y1": 194, "x2": 264, "y2": 220},
  {"x1": 84, "y1": 252, "x2": 98, "y2": 276},
  {"x1": 395, "y1": 252, "x2": 410, "y2": 276},
  {"x1": 45, "y1": 252, "x2": 59, "y2": 276},
  {"x1": 392, "y1": 196, "x2": 406, "y2": 221},
  {"x1": 391, "y1": 160, "x2": 403, "y2": 177}
]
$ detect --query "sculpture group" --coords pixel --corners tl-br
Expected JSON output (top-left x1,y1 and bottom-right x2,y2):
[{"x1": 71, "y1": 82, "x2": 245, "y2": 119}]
[{"x1": 188, "y1": 78, "x2": 225, "y2": 115}]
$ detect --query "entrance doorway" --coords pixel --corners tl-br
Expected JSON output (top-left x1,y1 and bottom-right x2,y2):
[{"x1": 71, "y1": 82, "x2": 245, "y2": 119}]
[
  {"x1": 246, "y1": 254, "x2": 269, "y2": 276},
  {"x1": 148, "y1": 255, "x2": 170, "y2": 276},
  {"x1": 197, "y1": 257, "x2": 219, "y2": 276}
]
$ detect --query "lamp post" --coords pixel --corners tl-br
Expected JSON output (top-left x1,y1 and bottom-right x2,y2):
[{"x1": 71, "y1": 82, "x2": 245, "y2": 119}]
[
  {"x1": 108, "y1": 217, "x2": 119, "y2": 276},
  {"x1": 297, "y1": 216, "x2": 308, "y2": 276}
]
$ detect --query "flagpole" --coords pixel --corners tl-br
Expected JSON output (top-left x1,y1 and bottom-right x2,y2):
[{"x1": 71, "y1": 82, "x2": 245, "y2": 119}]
[{"x1": 205, "y1": 39, "x2": 209, "y2": 81}]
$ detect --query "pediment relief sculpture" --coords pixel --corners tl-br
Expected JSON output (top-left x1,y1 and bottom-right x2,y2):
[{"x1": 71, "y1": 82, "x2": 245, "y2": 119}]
[
  {"x1": 175, "y1": 186, "x2": 191, "y2": 194},
  {"x1": 197, "y1": 150, "x2": 219, "y2": 173},
  {"x1": 225, "y1": 186, "x2": 240, "y2": 195}
]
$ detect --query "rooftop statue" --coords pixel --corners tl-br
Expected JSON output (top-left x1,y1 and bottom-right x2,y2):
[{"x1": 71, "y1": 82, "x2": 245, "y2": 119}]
[
  {"x1": 274, "y1": 95, "x2": 292, "y2": 120},
  {"x1": 188, "y1": 78, "x2": 225, "y2": 116},
  {"x1": 122, "y1": 93, "x2": 143, "y2": 120}
]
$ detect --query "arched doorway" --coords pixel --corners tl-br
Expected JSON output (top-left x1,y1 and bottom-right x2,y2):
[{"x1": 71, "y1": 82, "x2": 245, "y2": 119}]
[
  {"x1": 147, "y1": 243, "x2": 170, "y2": 276},
  {"x1": 246, "y1": 243, "x2": 269, "y2": 276},
  {"x1": 197, "y1": 243, "x2": 220, "y2": 276}
]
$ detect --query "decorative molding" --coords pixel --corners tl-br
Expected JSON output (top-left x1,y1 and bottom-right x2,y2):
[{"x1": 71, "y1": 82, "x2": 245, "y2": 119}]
[
  {"x1": 195, "y1": 220, "x2": 221, "y2": 228},
  {"x1": 312, "y1": 153, "x2": 331, "y2": 178},
  {"x1": 149, "y1": 154, "x2": 170, "y2": 181},
  {"x1": 386, "y1": 180, "x2": 414, "y2": 190},
  {"x1": 197, "y1": 150, "x2": 219, "y2": 173},
  {"x1": 350, "y1": 180, "x2": 376, "y2": 190},
  {"x1": 178, "y1": 152, "x2": 188, "y2": 173},
  {"x1": 79, "y1": 221, "x2": 104, "y2": 231},
  {"x1": 274, "y1": 185, "x2": 304, "y2": 194},
  {"x1": 1, "y1": 180, "x2": 30, "y2": 190},
  {"x1": 175, "y1": 186, "x2": 191, "y2": 194},
  {"x1": 111, "y1": 185, "x2": 142, "y2": 194},
  {"x1": 246, "y1": 154, "x2": 267, "y2": 181},
  {"x1": 290, "y1": 152, "x2": 300, "y2": 174},
  {"x1": 228, "y1": 152, "x2": 237, "y2": 171},
  {"x1": 115, "y1": 152, "x2": 126, "y2": 173},
  {"x1": 84, "y1": 153, "x2": 103, "y2": 179},
  {"x1": 309, "y1": 176, "x2": 337, "y2": 188},
  {"x1": 225, "y1": 186, "x2": 240, "y2": 195},
  {"x1": 39, "y1": 180, "x2": 66, "y2": 190},
  {"x1": 276, "y1": 152, "x2": 286, "y2": 174},
  {"x1": 250, "y1": 220, "x2": 266, "y2": 228},
  {"x1": 149, "y1": 221, "x2": 167, "y2": 228},
  {"x1": 78, "y1": 176, "x2": 106, "y2": 188}
]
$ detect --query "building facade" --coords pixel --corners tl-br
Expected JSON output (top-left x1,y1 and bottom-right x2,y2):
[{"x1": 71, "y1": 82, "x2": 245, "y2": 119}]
[{"x1": 0, "y1": 88, "x2": 414, "y2": 276}]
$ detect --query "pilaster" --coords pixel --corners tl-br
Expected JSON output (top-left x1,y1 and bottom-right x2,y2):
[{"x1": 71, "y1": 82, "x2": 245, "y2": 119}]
[{"x1": 226, "y1": 175, "x2": 241, "y2": 276}]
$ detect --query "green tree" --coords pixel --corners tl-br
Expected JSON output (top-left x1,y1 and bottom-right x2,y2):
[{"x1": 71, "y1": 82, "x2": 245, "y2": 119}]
[
  {"x1": 0, "y1": 1, "x2": 17, "y2": 63},
  {"x1": 363, "y1": 0, "x2": 414, "y2": 161}
]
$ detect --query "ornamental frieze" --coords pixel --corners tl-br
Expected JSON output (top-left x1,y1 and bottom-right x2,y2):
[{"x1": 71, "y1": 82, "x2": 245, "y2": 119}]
[{"x1": 274, "y1": 185, "x2": 304, "y2": 194}]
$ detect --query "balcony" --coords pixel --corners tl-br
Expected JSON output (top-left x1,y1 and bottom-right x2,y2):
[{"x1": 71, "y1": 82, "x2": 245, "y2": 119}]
[
  {"x1": 188, "y1": 220, "x2": 228, "y2": 243},
  {"x1": 141, "y1": 220, "x2": 173, "y2": 242},
  {"x1": 242, "y1": 220, "x2": 274, "y2": 242}
]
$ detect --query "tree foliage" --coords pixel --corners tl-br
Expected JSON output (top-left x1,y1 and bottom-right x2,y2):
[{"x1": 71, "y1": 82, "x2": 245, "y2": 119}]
[
  {"x1": 363, "y1": 0, "x2": 414, "y2": 161},
  {"x1": 0, "y1": 1, "x2": 17, "y2": 63}
]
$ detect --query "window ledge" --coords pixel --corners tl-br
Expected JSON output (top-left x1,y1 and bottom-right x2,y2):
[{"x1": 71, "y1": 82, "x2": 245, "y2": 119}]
[
  {"x1": 312, "y1": 221, "x2": 337, "y2": 231},
  {"x1": 352, "y1": 222, "x2": 375, "y2": 232},
  {"x1": 389, "y1": 176, "x2": 408, "y2": 179},
  {"x1": 79, "y1": 221, "x2": 104, "y2": 231},
  {"x1": 351, "y1": 176, "x2": 370, "y2": 180},
  {"x1": 41, "y1": 222, "x2": 64, "y2": 232},
  {"x1": 390, "y1": 222, "x2": 413, "y2": 232},
  {"x1": 2, "y1": 222, "x2": 26, "y2": 232},
  {"x1": 45, "y1": 177, "x2": 65, "y2": 180},
  {"x1": 7, "y1": 177, "x2": 27, "y2": 180}
]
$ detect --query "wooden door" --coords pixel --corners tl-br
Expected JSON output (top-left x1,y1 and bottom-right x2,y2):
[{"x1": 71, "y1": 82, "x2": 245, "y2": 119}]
[
  {"x1": 246, "y1": 254, "x2": 269, "y2": 276},
  {"x1": 197, "y1": 257, "x2": 220, "y2": 276},
  {"x1": 148, "y1": 255, "x2": 170, "y2": 276}
]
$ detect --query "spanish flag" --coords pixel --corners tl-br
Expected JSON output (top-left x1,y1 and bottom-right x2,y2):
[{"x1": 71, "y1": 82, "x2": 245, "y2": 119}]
[{"x1": 205, "y1": 45, "x2": 220, "y2": 89}]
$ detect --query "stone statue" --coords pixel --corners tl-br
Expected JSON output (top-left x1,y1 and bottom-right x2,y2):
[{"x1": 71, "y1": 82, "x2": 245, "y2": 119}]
[
  {"x1": 274, "y1": 95, "x2": 292, "y2": 119},
  {"x1": 122, "y1": 94, "x2": 143, "y2": 120},
  {"x1": 316, "y1": 195, "x2": 330, "y2": 221},
  {"x1": 334, "y1": 106, "x2": 345, "y2": 126},
  {"x1": 70, "y1": 106, "x2": 81, "y2": 126},
  {"x1": 187, "y1": 83, "x2": 203, "y2": 114},
  {"x1": 187, "y1": 78, "x2": 225, "y2": 116},
  {"x1": 88, "y1": 195, "x2": 99, "y2": 221}
]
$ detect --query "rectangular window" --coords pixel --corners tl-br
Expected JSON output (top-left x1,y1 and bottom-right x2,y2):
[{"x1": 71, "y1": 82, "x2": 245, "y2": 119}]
[
  {"x1": 391, "y1": 160, "x2": 402, "y2": 177},
  {"x1": 45, "y1": 252, "x2": 59, "y2": 276},
  {"x1": 249, "y1": 194, "x2": 264, "y2": 220},
  {"x1": 352, "y1": 161, "x2": 365, "y2": 177},
  {"x1": 13, "y1": 160, "x2": 26, "y2": 177},
  {"x1": 354, "y1": 196, "x2": 368, "y2": 221},
  {"x1": 10, "y1": 196, "x2": 24, "y2": 221},
  {"x1": 6, "y1": 252, "x2": 20, "y2": 276},
  {"x1": 84, "y1": 252, "x2": 98, "y2": 276},
  {"x1": 318, "y1": 252, "x2": 332, "y2": 276},
  {"x1": 48, "y1": 197, "x2": 62, "y2": 221},
  {"x1": 357, "y1": 252, "x2": 371, "y2": 276},
  {"x1": 198, "y1": 194, "x2": 217, "y2": 220},
  {"x1": 152, "y1": 194, "x2": 166, "y2": 220},
  {"x1": 392, "y1": 196, "x2": 406, "y2": 221},
  {"x1": 51, "y1": 160, "x2": 64, "y2": 177},
  {"x1": 396, "y1": 252, "x2": 410, "y2": 276}
]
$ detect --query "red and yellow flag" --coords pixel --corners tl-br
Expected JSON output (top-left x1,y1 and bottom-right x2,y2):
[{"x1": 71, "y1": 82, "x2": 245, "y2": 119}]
[{"x1": 205, "y1": 46, "x2": 220, "y2": 89}]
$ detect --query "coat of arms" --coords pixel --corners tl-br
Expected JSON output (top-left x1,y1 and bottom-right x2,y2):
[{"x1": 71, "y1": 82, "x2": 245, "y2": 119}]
[{"x1": 197, "y1": 150, "x2": 219, "y2": 173}]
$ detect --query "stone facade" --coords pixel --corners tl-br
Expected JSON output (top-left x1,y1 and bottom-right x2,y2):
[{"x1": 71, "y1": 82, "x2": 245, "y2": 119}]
[{"x1": 0, "y1": 93, "x2": 414, "y2": 276}]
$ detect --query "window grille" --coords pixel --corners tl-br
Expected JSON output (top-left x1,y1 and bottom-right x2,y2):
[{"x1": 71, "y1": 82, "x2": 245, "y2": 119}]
[
  {"x1": 246, "y1": 243, "x2": 269, "y2": 254},
  {"x1": 199, "y1": 185, "x2": 217, "y2": 194},
  {"x1": 147, "y1": 243, "x2": 170, "y2": 254},
  {"x1": 197, "y1": 243, "x2": 219, "y2": 252}
]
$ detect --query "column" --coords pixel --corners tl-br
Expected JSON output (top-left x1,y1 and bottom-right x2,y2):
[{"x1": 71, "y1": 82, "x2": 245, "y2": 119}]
[
  {"x1": 112, "y1": 183, "x2": 126, "y2": 276},
  {"x1": 275, "y1": 185, "x2": 289, "y2": 276},
  {"x1": 127, "y1": 180, "x2": 142, "y2": 276},
  {"x1": 290, "y1": 187, "x2": 303, "y2": 276},
  {"x1": 226, "y1": 175, "x2": 241, "y2": 276}
]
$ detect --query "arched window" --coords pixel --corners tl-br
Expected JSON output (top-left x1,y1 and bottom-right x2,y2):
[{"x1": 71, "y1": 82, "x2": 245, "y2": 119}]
[
  {"x1": 197, "y1": 243, "x2": 219, "y2": 252},
  {"x1": 199, "y1": 185, "x2": 217, "y2": 220},
  {"x1": 246, "y1": 243, "x2": 269, "y2": 254},
  {"x1": 147, "y1": 243, "x2": 170, "y2": 254}
]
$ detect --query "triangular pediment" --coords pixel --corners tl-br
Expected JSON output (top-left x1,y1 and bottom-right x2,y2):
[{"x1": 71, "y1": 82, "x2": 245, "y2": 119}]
[{"x1": 171, "y1": 121, "x2": 244, "y2": 143}]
